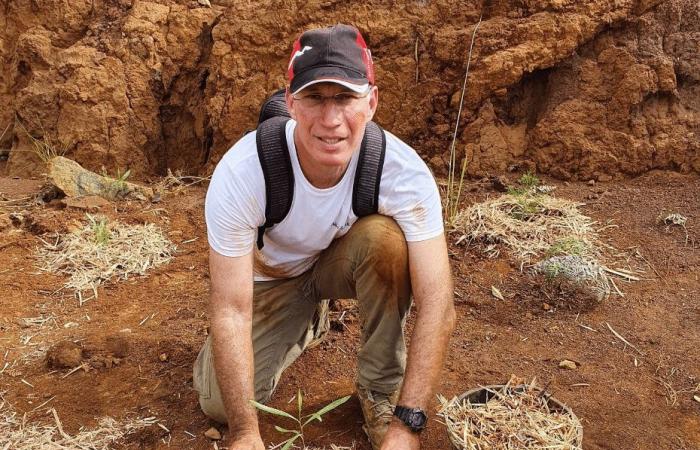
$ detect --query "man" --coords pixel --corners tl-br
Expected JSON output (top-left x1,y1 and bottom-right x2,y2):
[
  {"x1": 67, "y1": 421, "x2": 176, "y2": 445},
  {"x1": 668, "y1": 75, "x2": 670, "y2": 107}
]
[{"x1": 193, "y1": 24, "x2": 455, "y2": 450}]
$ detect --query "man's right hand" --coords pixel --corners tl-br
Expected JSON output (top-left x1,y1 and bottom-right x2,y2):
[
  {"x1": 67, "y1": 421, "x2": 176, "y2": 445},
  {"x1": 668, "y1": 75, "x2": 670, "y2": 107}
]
[{"x1": 227, "y1": 432, "x2": 265, "y2": 450}]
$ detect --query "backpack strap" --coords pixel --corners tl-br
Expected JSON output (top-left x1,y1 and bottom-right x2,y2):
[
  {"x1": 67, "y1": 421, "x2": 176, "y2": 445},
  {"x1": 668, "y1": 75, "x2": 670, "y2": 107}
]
[
  {"x1": 256, "y1": 116, "x2": 293, "y2": 249},
  {"x1": 353, "y1": 121, "x2": 386, "y2": 217},
  {"x1": 258, "y1": 89, "x2": 290, "y2": 124}
]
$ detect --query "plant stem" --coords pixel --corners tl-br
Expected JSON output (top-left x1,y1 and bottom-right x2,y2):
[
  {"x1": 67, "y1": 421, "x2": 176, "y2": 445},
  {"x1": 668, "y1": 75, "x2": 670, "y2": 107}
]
[{"x1": 446, "y1": 11, "x2": 483, "y2": 221}]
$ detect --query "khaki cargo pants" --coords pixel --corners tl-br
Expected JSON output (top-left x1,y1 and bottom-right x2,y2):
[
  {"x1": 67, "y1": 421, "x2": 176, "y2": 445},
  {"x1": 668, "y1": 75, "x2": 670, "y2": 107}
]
[{"x1": 193, "y1": 215, "x2": 412, "y2": 423}]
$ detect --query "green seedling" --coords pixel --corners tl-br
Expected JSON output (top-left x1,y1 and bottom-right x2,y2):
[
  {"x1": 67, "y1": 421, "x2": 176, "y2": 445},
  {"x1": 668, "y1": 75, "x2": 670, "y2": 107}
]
[
  {"x1": 506, "y1": 186, "x2": 527, "y2": 197},
  {"x1": 102, "y1": 167, "x2": 131, "y2": 193},
  {"x1": 546, "y1": 237, "x2": 587, "y2": 257},
  {"x1": 508, "y1": 196, "x2": 543, "y2": 221},
  {"x1": 251, "y1": 390, "x2": 351, "y2": 450},
  {"x1": 518, "y1": 171, "x2": 540, "y2": 189},
  {"x1": 87, "y1": 214, "x2": 111, "y2": 245}
]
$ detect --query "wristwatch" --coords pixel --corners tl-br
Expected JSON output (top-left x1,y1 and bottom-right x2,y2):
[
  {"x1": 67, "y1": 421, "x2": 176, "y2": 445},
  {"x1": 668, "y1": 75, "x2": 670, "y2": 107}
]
[{"x1": 393, "y1": 405, "x2": 428, "y2": 433}]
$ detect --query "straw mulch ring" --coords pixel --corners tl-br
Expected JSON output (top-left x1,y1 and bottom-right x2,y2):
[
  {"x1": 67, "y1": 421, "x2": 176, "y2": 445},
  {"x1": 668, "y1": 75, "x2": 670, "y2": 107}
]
[
  {"x1": 0, "y1": 398, "x2": 157, "y2": 450},
  {"x1": 36, "y1": 214, "x2": 175, "y2": 303},
  {"x1": 452, "y1": 191, "x2": 599, "y2": 263},
  {"x1": 438, "y1": 377, "x2": 583, "y2": 450},
  {"x1": 449, "y1": 184, "x2": 640, "y2": 301}
]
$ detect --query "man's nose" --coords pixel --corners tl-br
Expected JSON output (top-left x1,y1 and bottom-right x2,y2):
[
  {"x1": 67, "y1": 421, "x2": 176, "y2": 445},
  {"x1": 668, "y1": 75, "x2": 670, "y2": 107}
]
[{"x1": 318, "y1": 99, "x2": 343, "y2": 126}]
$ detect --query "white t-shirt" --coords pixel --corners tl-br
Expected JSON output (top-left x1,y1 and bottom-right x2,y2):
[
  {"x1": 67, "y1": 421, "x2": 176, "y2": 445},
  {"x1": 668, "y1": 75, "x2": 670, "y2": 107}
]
[{"x1": 205, "y1": 120, "x2": 444, "y2": 281}]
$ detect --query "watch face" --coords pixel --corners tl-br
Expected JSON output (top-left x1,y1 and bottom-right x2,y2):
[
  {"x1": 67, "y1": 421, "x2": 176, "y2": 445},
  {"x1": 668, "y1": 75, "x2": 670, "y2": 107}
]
[{"x1": 410, "y1": 410, "x2": 427, "y2": 430}]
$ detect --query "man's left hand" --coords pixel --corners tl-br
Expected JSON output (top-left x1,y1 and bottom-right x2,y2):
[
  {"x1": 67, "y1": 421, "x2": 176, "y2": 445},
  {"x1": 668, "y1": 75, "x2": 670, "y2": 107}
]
[{"x1": 379, "y1": 421, "x2": 421, "y2": 450}]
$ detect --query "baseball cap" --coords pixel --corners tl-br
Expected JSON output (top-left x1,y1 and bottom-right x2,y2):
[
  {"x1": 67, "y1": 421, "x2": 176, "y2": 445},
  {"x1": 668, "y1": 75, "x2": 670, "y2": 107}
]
[{"x1": 287, "y1": 24, "x2": 375, "y2": 95}]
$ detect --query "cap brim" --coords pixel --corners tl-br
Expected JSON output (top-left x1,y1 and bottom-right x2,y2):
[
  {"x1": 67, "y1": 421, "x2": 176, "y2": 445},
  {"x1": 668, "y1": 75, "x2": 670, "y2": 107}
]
[
  {"x1": 290, "y1": 66, "x2": 369, "y2": 95},
  {"x1": 292, "y1": 79, "x2": 369, "y2": 95}
]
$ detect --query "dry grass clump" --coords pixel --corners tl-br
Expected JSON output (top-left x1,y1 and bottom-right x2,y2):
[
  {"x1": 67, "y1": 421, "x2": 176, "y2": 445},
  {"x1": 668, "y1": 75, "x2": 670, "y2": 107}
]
[
  {"x1": 0, "y1": 399, "x2": 156, "y2": 450},
  {"x1": 452, "y1": 192, "x2": 598, "y2": 263},
  {"x1": 155, "y1": 169, "x2": 210, "y2": 196},
  {"x1": 438, "y1": 379, "x2": 582, "y2": 450},
  {"x1": 36, "y1": 215, "x2": 175, "y2": 302},
  {"x1": 534, "y1": 255, "x2": 610, "y2": 301}
]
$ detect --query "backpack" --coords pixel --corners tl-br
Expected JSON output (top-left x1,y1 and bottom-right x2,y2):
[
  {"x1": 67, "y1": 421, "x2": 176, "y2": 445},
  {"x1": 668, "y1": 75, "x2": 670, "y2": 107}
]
[{"x1": 254, "y1": 89, "x2": 387, "y2": 249}]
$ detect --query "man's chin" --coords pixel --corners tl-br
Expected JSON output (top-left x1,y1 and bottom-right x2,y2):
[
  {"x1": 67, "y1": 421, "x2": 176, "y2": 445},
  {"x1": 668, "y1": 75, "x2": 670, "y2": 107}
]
[{"x1": 313, "y1": 148, "x2": 353, "y2": 168}]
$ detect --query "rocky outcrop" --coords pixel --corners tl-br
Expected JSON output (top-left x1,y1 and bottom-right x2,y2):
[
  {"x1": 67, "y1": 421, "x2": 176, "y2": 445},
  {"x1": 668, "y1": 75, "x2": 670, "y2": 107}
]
[{"x1": 1, "y1": 0, "x2": 697, "y2": 180}]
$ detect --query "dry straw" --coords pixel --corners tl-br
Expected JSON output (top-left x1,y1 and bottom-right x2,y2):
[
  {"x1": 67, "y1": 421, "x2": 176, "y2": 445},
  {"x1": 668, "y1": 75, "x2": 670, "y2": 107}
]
[
  {"x1": 0, "y1": 399, "x2": 156, "y2": 450},
  {"x1": 452, "y1": 192, "x2": 599, "y2": 263},
  {"x1": 438, "y1": 379, "x2": 583, "y2": 450},
  {"x1": 36, "y1": 216, "x2": 175, "y2": 302}
]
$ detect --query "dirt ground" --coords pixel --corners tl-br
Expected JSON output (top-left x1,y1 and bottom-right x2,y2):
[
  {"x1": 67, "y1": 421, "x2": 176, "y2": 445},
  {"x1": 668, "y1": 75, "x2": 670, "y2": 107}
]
[{"x1": 1, "y1": 169, "x2": 699, "y2": 450}]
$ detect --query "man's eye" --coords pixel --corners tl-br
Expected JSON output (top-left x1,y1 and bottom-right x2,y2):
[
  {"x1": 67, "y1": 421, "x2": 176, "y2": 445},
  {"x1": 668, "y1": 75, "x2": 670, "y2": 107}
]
[
  {"x1": 334, "y1": 94, "x2": 355, "y2": 104},
  {"x1": 306, "y1": 94, "x2": 324, "y2": 103}
]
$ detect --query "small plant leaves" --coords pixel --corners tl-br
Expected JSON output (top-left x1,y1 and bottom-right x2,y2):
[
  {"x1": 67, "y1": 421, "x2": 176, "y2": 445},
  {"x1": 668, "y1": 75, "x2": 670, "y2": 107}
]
[
  {"x1": 274, "y1": 426, "x2": 299, "y2": 435},
  {"x1": 303, "y1": 395, "x2": 351, "y2": 426},
  {"x1": 249, "y1": 400, "x2": 298, "y2": 423},
  {"x1": 281, "y1": 434, "x2": 301, "y2": 450}
]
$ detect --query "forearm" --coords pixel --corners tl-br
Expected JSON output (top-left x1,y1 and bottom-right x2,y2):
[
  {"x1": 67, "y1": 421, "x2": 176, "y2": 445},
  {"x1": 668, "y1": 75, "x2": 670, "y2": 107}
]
[
  {"x1": 398, "y1": 293, "x2": 456, "y2": 409},
  {"x1": 210, "y1": 304, "x2": 259, "y2": 435}
]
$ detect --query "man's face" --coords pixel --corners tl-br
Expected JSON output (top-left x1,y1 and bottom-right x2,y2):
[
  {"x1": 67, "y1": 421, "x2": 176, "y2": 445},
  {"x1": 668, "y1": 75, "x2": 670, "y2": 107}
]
[{"x1": 286, "y1": 82, "x2": 378, "y2": 177}]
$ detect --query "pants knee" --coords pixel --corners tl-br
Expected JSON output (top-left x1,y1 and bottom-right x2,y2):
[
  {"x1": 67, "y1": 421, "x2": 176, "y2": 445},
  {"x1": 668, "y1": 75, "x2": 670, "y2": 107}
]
[{"x1": 351, "y1": 215, "x2": 408, "y2": 266}]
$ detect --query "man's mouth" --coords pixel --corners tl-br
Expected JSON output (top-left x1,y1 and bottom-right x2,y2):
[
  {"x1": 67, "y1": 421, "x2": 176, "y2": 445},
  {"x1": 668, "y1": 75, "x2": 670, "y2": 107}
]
[{"x1": 317, "y1": 136, "x2": 345, "y2": 145}]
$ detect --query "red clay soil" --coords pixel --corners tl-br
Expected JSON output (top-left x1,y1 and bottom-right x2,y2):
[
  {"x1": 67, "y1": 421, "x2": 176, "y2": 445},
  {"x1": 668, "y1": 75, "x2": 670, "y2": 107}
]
[{"x1": 1, "y1": 170, "x2": 699, "y2": 449}]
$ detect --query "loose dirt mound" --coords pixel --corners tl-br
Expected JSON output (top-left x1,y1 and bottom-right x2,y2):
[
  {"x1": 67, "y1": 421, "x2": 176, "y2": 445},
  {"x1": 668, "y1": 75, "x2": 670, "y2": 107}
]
[{"x1": 1, "y1": 0, "x2": 698, "y2": 179}]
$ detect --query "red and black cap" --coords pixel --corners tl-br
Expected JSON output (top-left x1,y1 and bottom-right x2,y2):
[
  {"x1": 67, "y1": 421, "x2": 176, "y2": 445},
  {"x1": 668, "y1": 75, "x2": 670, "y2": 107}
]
[{"x1": 287, "y1": 24, "x2": 375, "y2": 95}]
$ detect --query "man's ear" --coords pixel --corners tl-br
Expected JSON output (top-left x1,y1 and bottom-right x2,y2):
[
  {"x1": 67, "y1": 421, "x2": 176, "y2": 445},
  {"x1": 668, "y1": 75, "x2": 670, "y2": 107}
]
[
  {"x1": 367, "y1": 86, "x2": 379, "y2": 122},
  {"x1": 285, "y1": 87, "x2": 297, "y2": 120}
]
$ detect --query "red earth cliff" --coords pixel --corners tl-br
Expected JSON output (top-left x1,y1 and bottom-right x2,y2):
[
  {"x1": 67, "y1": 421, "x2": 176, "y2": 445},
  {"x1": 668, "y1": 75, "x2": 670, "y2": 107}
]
[{"x1": 1, "y1": 0, "x2": 698, "y2": 180}]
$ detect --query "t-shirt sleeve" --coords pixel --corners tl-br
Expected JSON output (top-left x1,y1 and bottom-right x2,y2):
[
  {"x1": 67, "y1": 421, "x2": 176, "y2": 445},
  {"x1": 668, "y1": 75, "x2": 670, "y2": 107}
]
[
  {"x1": 205, "y1": 139, "x2": 266, "y2": 257},
  {"x1": 378, "y1": 135, "x2": 444, "y2": 242}
]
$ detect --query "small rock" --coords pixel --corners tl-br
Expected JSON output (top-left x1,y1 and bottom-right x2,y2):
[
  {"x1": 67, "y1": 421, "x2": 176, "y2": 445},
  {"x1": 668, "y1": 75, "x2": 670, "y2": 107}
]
[
  {"x1": 559, "y1": 359, "x2": 578, "y2": 370},
  {"x1": 46, "y1": 341, "x2": 84, "y2": 368},
  {"x1": 693, "y1": 395, "x2": 700, "y2": 403},
  {"x1": 489, "y1": 176, "x2": 509, "y2": 193},
  {"x1": 198, "y1": 0, "x2": 212, "y2": 6},
  {"x1": 588, "y1": 179, "x2": 595, "y2": 186},
  {"x1": 542, "y1": 303, "x2": 551, "y2": 311},
  {"x1": 204, "y1": 427, "x2": 221, "y2": 440},
  {"x1": 159, "y1": 353, "x2": 168, "y2": 362},
  {"x1": 63, "y1": 322, "x2": 79, "y2": 328}
]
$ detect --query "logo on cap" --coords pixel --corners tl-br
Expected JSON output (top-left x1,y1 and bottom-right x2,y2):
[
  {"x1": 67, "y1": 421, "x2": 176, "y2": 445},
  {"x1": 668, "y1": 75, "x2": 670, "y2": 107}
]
[{"x1": 288, "y1": 45, "x2": 313, "y2": 70}]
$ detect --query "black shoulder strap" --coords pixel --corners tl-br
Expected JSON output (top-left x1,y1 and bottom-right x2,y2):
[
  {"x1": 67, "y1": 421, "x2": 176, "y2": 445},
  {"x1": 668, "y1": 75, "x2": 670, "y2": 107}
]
[
  {"x1": 256, "y1": 116, "x2": 293, "y2": 249},
  {"x1": 258, "y1": 89, "x2": 290, "y2": 124},
  {"x1": 353, "y1": 121, "x2": 386, "y2": 217}
]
